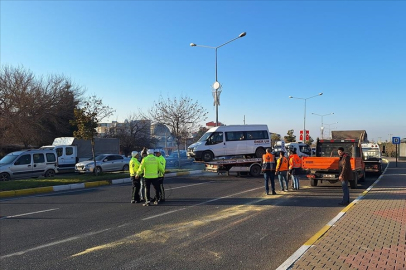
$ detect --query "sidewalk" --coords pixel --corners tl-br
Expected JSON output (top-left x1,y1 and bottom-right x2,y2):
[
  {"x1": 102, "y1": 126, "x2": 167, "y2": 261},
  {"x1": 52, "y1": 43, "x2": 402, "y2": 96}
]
[{"x1": 279, "y1": 158, "x2": 406, "y2": 270}]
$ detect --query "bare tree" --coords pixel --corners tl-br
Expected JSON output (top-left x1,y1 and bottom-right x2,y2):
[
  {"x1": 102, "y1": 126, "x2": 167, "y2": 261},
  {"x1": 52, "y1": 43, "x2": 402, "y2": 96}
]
[
  {"x1": 70, "y1": 95, "x2": 115, "y2": 175},
  {"x1": 147, "y1": 96, "x2": 208, "y2": 161},
  {"x1": 0, "y1": 65, "x2": 83, "y2": 148},
  {"x1": 109, "y1": 113, "x2": 155, "y2": 156}
]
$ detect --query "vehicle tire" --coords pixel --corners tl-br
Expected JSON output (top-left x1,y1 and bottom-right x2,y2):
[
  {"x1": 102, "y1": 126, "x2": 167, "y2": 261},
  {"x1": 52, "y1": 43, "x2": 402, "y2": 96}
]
[
  {"x1": 202, "y1": 151, "x2": 214, "y2": 162},
  {"x1": 255, "y1": 147, "x2": 266, "y2": 158},
  {"x1": 95, "y1": 166, "x2": 103, "y2": 174},
  {"x1": 310, "y1": 179, "x2": 318, "y2": 186},
  {"x1": 44, "y1": 169, "x2": 55, "y2": 178},
  {"x1": 0, "y1": 172, "x2": 10, "y2": 181},
  {"x1": 122, "y1": 164, "x2": 129, "y2": 171},
  {"x1": 249, "y1": 164, "x2": 262, "y2": 177}
]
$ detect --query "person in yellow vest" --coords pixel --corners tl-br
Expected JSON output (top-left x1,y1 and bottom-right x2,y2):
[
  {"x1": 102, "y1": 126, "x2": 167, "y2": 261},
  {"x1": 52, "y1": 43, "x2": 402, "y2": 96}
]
[
  {"x1": 129, "y1": 151, "x2": 141, "y2": 203},
  {"x1": 154, "y1": 149, "x2": 166, "y2": 202},
  {"x1": 288, "y1": 147, "x2": 302, "y2": 190},
  {"x1": 136, "y1": 149, "x2": 165, "y2": 206},
  {"x1": 262, "y1": 148, "x2": 276, "y2": 195},
  {"x1": 275, "y1": 151, "x2": 289, "y2": 192}
]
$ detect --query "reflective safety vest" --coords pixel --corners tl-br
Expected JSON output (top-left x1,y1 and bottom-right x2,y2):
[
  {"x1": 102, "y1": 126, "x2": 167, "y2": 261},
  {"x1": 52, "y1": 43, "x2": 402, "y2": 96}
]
[
  {"x1": 289, "y1": 154, "x2": 302, "y2": 169},
  {"x1": 136, "y1": 154, "x2": 164, "y2": 179},
  {"x1": 158, "y1": 155, "x2": 166, "y2": 177},
  {"x1": 276, "y1": 156, "x2": 289, "y2": 172},
  {"x1": 262, "y1": 152, "x2": 275, "y2": 171},
  {"x1": 129, "y1": 157, "x2": 140, "y2": 176}
]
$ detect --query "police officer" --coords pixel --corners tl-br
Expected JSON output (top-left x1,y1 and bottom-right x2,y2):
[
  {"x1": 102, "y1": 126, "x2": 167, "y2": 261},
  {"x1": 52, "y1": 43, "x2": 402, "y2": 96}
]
[
  {"x1": 129, "y1": 151, "x2": 141, "y2": 203},
  {"x1": 154, "y1": 149, "x2": 166, "y2": 202},
  {"x1": 136, "y1": 149, "x2": 164, "y2": 206}
]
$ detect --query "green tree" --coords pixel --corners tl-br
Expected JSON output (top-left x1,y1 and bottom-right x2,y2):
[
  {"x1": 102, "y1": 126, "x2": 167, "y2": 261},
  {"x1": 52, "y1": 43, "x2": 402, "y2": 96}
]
[{"x1": 70, "y1": 95, "x2": 115, "y2": 175}]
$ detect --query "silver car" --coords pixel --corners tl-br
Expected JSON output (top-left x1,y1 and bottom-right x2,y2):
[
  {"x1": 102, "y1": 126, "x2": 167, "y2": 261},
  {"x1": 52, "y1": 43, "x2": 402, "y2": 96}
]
[{"x1": 75, "y1": 154, "x2": 130, "y2": 174}]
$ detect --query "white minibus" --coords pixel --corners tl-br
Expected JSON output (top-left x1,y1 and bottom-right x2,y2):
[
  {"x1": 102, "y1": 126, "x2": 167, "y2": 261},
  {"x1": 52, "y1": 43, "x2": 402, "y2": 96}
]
[{"x1": 187, "y1": 125, "x2": 271, "y2": 162}]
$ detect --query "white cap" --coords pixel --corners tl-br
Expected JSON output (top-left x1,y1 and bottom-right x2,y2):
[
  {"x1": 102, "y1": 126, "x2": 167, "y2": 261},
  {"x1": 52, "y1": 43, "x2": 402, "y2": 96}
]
[
  {"x1": 147, "y1": 149, "x2": 154, "y2": 155},
  {"x1": 131, "y1": 151, "x2": 139, "y2": 157}
]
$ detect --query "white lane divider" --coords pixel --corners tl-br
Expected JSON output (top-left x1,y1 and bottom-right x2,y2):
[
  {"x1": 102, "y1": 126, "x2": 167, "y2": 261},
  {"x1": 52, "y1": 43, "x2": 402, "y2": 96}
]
[
  {"x1": 0, "y1": 228, "x2": 111, "y2": 259},
  {"x1": 0, "y1": 208, "x2": 59, "y2": 220}
]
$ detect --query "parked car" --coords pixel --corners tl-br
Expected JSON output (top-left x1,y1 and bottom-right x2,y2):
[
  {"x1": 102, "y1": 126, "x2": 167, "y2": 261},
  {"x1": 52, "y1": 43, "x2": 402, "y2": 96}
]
[
  {"x1": 166, "y1": 150, "x2": 194, "y2": 167},
  {"x1": 75, "y1": 154, "x2": 130, "y2": 174},
  {"x1": 0, "y1": 149, "x2": 58, "y2": 181}
]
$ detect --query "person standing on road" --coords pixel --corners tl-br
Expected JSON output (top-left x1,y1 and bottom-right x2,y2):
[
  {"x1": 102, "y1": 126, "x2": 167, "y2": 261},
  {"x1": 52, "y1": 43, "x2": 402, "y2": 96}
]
[
  {"x1": 139, "y1": 148, "x2": 148, "y2": 202},
  {"x1": 275, "y1": 151, "x2": 289, "y2": 192},
  {"x1": 155, "y1": 149, "x2": 166, "y2": 202},
  {"x1": 129, "y1": 151, "x2": 141, "y2": 203},
  {"x1": 262, "y1": 148, "x2": 276, "y2": 195},
  {"x1": 338, "y1": 147, "x2": 351, "y2": 205},
  {"x1": 136, "y1": 149, "x2": 164, "y2": 206},
  {"x1": 288, "y1": 148, "x2": 301, "y2": 190}
]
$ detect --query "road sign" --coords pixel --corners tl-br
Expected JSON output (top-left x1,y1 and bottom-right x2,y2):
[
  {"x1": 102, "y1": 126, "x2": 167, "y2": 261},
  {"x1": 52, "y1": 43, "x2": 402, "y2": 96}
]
[{"x1": 392, "y1": 137, "x2": 401, "y2": 144}]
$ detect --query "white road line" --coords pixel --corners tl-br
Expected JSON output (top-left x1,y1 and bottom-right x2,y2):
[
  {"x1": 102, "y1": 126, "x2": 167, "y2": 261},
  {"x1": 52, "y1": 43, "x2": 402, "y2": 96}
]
[
  {"x1": 0, "y1": 228, "x2": 110, "y2": 259},
  {"x1": 166, "y1": 182, "x2": 209, "y2": 190},
  {"x1": 0, "y1": 208, "x2": 59, "y2": 220}
]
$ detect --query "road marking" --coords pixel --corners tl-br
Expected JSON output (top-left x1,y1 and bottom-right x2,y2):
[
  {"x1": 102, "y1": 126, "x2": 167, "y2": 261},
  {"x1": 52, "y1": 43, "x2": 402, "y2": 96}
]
[
  {"x1": 0, "y1": 228, "x2": 111, "y2": 259},
  {"x1": 0, "y1": 208, "x2": 59, "y2": 220}
]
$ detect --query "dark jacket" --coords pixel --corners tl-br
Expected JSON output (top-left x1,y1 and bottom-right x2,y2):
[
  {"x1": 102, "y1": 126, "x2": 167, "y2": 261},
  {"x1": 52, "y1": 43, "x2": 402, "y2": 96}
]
[{"x1": 339, "y1": 153, "x2": 352, "y2": 180}]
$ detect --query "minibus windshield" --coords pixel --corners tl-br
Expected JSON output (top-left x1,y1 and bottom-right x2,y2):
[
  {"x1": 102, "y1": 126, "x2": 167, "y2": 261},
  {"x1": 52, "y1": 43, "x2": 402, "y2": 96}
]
[{"x1": 197, "y1": 132, "x2": 212, "y2": 142}]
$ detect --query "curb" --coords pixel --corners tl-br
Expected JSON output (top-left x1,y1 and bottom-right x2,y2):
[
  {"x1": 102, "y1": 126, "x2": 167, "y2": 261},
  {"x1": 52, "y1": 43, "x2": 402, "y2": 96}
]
[{"x1": 0, "y1": 170, "x2": 205, "y2": 198}]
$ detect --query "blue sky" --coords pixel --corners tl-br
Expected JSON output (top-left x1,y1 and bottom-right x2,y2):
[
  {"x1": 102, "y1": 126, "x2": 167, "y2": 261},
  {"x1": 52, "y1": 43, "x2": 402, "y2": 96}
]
[{"x1": 1, "y1": 1, "x2": 405, "y2": 143}]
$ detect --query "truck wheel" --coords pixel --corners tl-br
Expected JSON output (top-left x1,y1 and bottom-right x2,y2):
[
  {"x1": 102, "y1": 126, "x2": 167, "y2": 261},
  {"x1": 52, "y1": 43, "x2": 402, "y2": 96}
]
[
  {"x1": 122, "y1": 164, "x2": 129, "y2": 171},
  {"x1": 202, "y1": 151, "x2": 214, "y2": 162},
  {"x1": 44, "y1": 169, "x2": 55, "y2": 178},
  {"x1": 0, "y1": 172, "x2": 10, "y2": 181},
  {"x1": 310, "y1": 179, "x2": 318, "y2": 186},
  {"x1": 250, "y1": 164, "x2": 261, "y2": 177},
  {"x1": 255, "y1": 147, "x2": 266, "y2": 158}
]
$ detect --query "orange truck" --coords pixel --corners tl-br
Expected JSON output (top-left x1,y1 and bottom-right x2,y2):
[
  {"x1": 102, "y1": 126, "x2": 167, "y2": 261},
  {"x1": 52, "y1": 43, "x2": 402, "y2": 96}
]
[{"x1": 302, "y1": 131, "x2": 367, "y2": 189}]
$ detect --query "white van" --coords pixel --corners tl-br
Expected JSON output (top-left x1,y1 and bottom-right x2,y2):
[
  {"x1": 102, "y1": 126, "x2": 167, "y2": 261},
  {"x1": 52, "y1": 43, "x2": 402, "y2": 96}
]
[
  {"x1": 0, "y1": 149, "x2": 58, "y2": 181},
  {"x1": 187, "y1": 125, "x2": 271, "y2": 162},
  {"x1": 285, "y1": 142, "x2": 312, "y2": 157}
]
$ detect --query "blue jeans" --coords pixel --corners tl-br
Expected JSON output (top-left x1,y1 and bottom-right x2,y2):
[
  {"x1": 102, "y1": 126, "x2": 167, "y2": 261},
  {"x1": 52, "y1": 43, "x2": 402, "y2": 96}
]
[
  {"x1": 341, "y1": 180, "x2": 350, "y2": 204},
  {"x1": 264, "y1": 171, "x2": 276, "y2": 194},
  {"x1": 277, "y1": 171, "x2": 289, "y2": 190},
  {"x1": 290, "y1": 174, "x2": 299, "y2": 189}
]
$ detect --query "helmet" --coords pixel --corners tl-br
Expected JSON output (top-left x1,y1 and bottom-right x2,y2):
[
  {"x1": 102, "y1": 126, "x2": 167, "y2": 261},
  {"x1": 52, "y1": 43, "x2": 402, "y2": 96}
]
[
  {"x1": 147, "y1": 149, "x2": 154, "y2": 155},
  {"x1": 131, "y1": 151, "x2": 139, "y2": 157}
]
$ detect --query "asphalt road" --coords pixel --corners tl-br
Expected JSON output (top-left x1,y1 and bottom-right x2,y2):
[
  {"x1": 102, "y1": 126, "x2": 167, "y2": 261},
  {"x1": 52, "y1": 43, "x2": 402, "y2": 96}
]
[{"x1": 0, "y1": 167, "x2": 384, "y2": 270}]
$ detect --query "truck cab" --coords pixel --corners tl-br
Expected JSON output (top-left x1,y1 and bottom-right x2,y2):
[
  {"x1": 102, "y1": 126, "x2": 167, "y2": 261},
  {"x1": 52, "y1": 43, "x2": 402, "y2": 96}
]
[
  {"x1": 361, "y1": 143, "x2": 382, "y2": 174},
  {"x1": 285, "y1": 142, "x2": 312, "y2": 157}
]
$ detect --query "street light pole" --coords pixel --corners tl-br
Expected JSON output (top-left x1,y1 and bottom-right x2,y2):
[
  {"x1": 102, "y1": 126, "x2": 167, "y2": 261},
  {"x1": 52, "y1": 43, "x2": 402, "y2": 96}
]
[
  {"x1": 289, "y1": 93, "x2": 323, "y2": 143},
  {"x1": 312, "y1": 112, "x2": 334, "y2": 139},
  {"x1": 324, "y1": 122, "x2": 338, "y2": 139},
  {"x1": 190, "y1": 32, "x2": 246, "y2": 126}
]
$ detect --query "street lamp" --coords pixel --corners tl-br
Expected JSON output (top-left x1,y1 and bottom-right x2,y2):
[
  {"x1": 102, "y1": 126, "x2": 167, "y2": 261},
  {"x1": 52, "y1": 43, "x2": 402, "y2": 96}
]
[
  {"x1": 190, "y1": 32, "x2": 246, "y2": 126},
  {"x1": 312, "y1": 112, "x2": 334, "y2": 139},
  {"x1": 325, "y1": 122, "x2": 338, "y2": 139},
  {"x1": 289, "y1": 93, "x2": 323, "y2": 142}
]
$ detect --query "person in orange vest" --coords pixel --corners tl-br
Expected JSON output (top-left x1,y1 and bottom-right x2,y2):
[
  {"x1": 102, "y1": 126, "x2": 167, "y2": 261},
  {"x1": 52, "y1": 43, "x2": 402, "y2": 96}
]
[
  {"x1": 288, "y1": 147, "x2": 302, "y2": 190},
  {"x1": 262, "y1": 148, "x2": 276, "y2": 195},
  {"x1": 275, "y1": 151, "x2": 289, "y2": 192}
]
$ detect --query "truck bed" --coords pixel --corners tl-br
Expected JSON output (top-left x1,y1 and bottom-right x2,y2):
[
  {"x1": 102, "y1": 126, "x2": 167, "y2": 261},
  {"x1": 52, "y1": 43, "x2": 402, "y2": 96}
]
[{"x1": 302, "y1": 157, "x2": 363, "y2": 171}]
